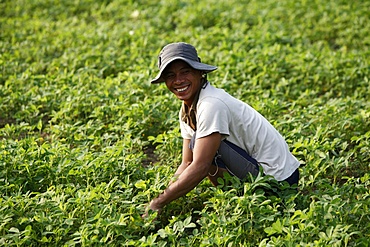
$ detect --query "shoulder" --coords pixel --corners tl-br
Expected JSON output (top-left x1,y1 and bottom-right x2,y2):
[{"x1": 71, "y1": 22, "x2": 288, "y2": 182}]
[
  {"x1": 198, "y1": 84, "x2": 230, "y2": 109},
  {"x1": 197, "y1": 85, "x2": 232, "y2": 122}
]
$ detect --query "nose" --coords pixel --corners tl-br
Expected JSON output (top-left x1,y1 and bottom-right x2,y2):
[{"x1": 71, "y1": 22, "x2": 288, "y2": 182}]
[{"x1": 174, "y1": 73, "x2": 185, "y2": 84}]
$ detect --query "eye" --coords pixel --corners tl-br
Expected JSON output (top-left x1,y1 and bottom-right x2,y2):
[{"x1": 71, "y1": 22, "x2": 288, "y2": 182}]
[
  {"x1": 164, "y1": 73, "x2": 175, "y2": 80},
  {"x1": 181, "y1": 69, "x2": 191, "y2": 75}
]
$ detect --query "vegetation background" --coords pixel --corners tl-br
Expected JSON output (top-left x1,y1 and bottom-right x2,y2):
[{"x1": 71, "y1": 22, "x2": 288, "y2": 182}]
[{"x1": 1, "y1": 0, "x2": 369, "y2": 246}]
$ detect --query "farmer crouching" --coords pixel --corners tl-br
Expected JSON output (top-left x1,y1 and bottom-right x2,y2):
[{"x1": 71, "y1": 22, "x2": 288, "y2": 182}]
[{"x1": 144, "y1": 42, "x2": 300, "y2": 216}]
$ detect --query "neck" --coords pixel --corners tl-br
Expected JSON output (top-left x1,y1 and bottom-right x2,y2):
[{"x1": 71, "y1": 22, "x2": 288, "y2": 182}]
[{"x1": 184, "y1": 79, "x2": 207, "y2": 107}]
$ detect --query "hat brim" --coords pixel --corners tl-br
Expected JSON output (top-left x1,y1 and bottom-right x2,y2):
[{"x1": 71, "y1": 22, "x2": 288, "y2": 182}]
[{"x1": 150, "y1": 57, "x2": 217, "y2": 84}]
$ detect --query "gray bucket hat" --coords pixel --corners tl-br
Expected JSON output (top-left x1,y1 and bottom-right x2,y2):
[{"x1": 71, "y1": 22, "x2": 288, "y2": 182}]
[{"x1": 150, "y1": 42, "x2": 217, "y2": 84}]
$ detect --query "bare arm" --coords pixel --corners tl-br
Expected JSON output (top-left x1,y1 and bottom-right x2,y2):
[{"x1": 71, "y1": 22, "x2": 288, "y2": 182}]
[
  {"x1": 172, "y1": 138, "x2": 193, "y2": 178},
  {"x1": 148, "y1": 132, "x2": 221, "y2": 211}
]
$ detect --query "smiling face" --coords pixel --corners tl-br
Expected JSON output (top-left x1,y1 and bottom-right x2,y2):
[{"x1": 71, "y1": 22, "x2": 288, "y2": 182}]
[{"x1": 163, "y1": 60, "x2": 203, "y2": 107}]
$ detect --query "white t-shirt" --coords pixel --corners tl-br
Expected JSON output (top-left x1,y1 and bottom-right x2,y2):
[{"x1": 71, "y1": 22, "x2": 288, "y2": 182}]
[{"x1": 179, "y1": 83, "x2": 300, "y2": 181}]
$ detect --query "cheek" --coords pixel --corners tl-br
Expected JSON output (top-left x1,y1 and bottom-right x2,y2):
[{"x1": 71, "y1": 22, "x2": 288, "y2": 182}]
[
  {"x1": 165, "y1": 81, "x2": 172, "y2": 89},
  {"x1": 165, "y1": 82, "x2": 177, "y2": 94}
]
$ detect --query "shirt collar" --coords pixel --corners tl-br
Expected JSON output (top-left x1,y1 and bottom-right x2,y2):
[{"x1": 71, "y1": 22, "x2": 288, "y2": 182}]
[{"x1": 180, "y1": 79, "x2": 208, "y2": 131}]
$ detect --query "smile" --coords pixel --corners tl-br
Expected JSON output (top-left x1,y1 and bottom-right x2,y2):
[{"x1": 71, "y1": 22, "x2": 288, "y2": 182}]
[{"x1": 176, "y1": 86, "x2": 189, "y2": 92}]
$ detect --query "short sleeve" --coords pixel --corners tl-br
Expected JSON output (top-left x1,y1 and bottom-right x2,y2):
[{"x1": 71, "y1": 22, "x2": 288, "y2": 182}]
[{"x1": 196, "y1": 97, "x2": 230, "y2": 139}]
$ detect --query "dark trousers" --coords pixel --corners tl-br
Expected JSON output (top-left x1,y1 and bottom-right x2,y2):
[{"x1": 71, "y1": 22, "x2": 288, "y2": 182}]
[{"x1": 190, "y1": 133, "x2": 299, "y2": 186}]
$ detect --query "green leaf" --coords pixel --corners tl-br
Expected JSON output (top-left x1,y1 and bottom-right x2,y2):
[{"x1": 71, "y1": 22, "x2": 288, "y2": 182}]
[
  {"x1": 9, "y1": 227, "x2": 20, "y2": 234},
  {"x1": 134, "y1": 180, "x2": 147, "y2": 190},
  {"x1": 264, "y1": 219, "x2": 283, "y2": 236},
  {"x1": 37, "y1": 119, "x2": 43, "y2": 131}
]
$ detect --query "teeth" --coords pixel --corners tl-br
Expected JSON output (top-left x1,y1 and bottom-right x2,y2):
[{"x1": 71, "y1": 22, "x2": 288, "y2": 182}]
[{"x1": 177, "y1": 86, "x2": 188, "y2": 92}]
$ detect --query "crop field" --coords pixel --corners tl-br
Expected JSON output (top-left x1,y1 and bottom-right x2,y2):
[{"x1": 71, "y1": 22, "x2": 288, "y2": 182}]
[{"x1": 1, "y1": 0, "x2": 369, "y2": 246}]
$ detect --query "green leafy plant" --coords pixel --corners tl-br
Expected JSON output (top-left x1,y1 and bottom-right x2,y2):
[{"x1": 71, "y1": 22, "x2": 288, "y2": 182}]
[{"x1": 0, "y1": 0, "x2": 369, "y2": 246}]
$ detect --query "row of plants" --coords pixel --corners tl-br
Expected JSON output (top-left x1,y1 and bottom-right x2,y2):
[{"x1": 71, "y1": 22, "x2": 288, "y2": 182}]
[{"x1": 1, "y1": 0, "x2": 369, "y2": 245}]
